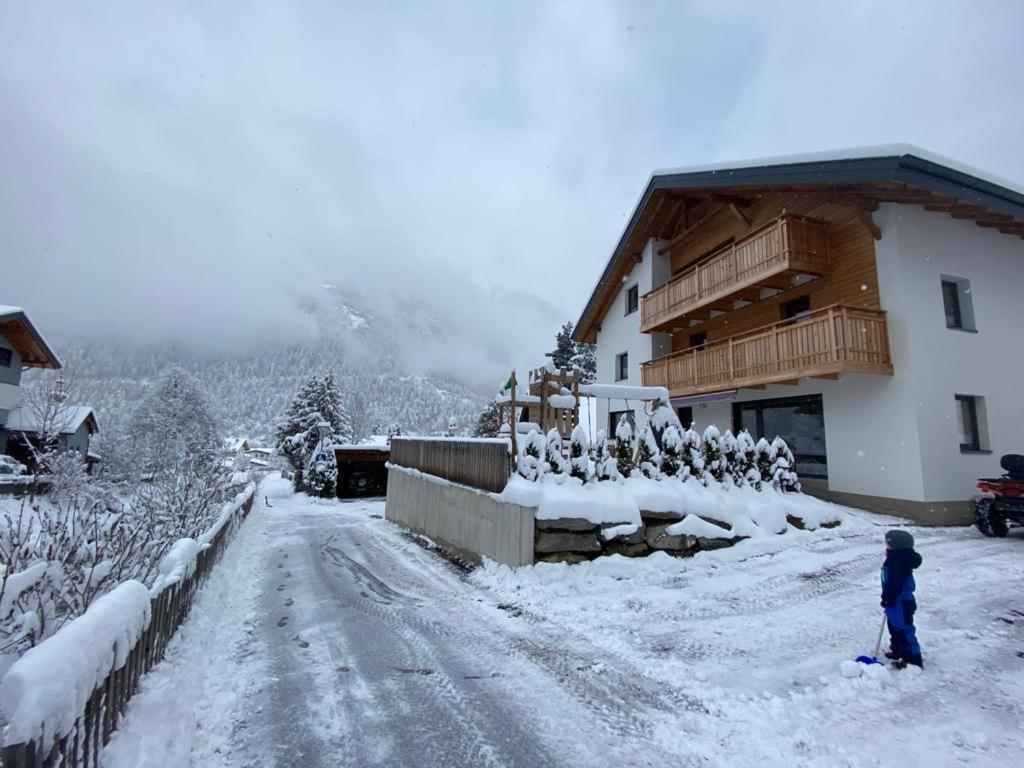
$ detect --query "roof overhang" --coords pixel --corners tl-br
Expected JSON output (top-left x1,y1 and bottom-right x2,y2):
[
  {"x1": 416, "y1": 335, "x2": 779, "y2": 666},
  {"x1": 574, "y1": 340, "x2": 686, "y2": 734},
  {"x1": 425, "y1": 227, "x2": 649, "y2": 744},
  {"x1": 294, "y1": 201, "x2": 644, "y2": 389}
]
[
  {"x1": 0, "y1": 308, "x2": 61, "y2": 369},
  {"x1": 573, "y1": 146, "x2": 1024, "y2": 343}
]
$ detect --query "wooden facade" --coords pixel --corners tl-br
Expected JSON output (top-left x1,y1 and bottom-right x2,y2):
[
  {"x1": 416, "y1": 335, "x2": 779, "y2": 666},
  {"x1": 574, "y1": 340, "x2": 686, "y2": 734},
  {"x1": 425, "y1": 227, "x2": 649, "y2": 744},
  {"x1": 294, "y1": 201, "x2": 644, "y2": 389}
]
[{"x1": 635, "y1": 192, "x2": 895, "y2": 396}]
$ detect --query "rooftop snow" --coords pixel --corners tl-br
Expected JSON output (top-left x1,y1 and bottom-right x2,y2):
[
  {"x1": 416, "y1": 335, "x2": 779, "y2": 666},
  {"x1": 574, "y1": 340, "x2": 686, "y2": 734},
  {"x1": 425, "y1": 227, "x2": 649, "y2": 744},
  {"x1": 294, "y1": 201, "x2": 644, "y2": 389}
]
[{"x1": 3, "y1": 405, "x2": 98, "y2": 435}]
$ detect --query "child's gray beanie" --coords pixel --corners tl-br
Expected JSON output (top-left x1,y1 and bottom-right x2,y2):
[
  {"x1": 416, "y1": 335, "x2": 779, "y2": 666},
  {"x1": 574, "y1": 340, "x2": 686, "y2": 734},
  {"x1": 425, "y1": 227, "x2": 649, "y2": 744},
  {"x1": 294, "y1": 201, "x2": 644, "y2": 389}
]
[{"x1": 885, "y1": 529, "x2": 915, "y2": 550}]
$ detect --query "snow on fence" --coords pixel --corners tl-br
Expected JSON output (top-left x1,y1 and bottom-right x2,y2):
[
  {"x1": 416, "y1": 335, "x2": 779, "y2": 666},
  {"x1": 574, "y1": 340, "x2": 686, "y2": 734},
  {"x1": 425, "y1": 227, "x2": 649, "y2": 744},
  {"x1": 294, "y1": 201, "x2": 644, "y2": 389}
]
[
  {"x1": 389, "y1": 437, "x2": 511, "y2": 493},
  {"x1": 0, "y1": 485, "x2": 256, "y2": 768}
]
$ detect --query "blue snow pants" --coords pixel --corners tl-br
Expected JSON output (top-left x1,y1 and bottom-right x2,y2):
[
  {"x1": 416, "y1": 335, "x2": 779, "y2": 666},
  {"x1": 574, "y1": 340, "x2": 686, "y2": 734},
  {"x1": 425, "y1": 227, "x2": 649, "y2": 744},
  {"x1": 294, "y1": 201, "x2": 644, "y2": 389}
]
[{"x1": 885, "y1": 599, "x2": 921, "y2": 663}]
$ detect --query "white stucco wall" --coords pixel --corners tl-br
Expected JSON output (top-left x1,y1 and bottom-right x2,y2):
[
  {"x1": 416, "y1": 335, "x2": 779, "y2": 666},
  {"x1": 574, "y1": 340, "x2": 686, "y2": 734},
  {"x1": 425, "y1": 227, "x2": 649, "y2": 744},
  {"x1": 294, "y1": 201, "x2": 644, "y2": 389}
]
[
  {"x1": 594, "y1": 238, "x2": 671, "y2": 438},
  {"x1": 874, "y1": 203, "x2": 1024, "y2": 502}
]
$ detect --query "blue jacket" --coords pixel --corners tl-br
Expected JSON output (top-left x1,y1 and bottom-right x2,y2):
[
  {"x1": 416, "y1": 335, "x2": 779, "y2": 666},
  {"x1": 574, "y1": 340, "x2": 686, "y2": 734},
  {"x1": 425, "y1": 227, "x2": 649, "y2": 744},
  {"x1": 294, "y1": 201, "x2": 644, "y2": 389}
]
[{"x1": 881, "y1": 549, "x2": 922, "y2": 607}]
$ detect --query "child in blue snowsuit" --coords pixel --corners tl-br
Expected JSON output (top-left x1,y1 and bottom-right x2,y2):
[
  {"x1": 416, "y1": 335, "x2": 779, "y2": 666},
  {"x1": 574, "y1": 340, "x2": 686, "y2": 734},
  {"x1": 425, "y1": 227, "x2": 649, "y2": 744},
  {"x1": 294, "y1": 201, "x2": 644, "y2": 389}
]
[{"x1": 881, "y1": 529, "x2": 923, "y2": 669}]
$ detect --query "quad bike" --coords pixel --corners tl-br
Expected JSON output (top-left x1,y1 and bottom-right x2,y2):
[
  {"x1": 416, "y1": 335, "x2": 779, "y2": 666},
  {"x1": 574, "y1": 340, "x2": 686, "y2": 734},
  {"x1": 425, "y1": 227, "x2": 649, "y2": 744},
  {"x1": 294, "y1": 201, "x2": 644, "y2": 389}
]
[{"x1": 972, "y1": 454, "x2": 1024, "y2": 537}]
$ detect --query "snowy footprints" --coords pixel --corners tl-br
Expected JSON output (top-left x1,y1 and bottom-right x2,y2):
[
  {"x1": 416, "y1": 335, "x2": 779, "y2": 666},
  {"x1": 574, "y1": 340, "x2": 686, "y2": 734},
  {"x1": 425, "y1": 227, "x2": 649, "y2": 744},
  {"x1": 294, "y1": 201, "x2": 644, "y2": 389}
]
[
  {"x1": 277, "y1": 616, "x2": 289, "y2": 627},
  {"x1": 274, "y1": 551, "x2": 306, "y2": 649}
]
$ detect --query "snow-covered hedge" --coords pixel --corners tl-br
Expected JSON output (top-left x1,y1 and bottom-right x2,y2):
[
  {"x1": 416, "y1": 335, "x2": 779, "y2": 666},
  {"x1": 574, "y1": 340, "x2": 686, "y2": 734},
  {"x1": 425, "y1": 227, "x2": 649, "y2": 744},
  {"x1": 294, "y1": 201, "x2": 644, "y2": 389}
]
[
  {"x1": 0, "y1": 484, "x2": 255, "y2": 754},
  {"x1": 513, "y1": 406, "x2": 800, "y2": 492}
]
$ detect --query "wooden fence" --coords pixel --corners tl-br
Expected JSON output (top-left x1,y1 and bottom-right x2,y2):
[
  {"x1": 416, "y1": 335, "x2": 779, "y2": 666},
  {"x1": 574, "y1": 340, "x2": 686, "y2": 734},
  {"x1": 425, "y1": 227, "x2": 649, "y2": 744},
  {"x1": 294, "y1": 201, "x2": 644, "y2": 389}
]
[
  {"x1": 1, "y1": 490, "x2": 256, "y2": 768},
  {"x1": 389, "y1": 437, "x2": 511, "y2": 493}
]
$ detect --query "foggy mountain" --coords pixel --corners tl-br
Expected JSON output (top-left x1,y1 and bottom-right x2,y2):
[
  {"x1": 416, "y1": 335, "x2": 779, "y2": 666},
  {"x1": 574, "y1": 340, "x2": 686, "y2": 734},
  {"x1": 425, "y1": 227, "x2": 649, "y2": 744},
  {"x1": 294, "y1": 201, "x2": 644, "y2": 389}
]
[{"x1": 46, "y1": 284, "x2": 558, "y2": 448}]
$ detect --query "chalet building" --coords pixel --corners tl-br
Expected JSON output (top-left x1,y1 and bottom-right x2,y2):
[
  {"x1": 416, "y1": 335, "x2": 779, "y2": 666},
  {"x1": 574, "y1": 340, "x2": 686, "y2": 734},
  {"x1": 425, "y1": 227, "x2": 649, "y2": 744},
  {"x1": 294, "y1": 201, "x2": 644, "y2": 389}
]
[
  {"x1": 573, "y1": 146, "x2": 1024, "y2": 524},
  {"x1": 1, "y1": 305, "x2": 100, "y2": 470}
]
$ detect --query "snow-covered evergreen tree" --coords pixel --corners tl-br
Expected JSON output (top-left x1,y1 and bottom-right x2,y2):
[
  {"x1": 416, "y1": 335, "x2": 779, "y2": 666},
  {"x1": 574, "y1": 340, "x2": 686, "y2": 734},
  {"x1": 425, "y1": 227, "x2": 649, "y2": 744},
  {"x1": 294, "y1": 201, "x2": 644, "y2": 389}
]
[
  {"x1": 130, "y1": 365, "x2": 221, "y2": 471},
  {"x1": 569, "y1": 424, "x2": 591, "y2": 482},
  {"x1": 275, "y1": 374, "x2": 351, "y2": 490},
  {"x1": 614, "y1": 414, "x2": 635, "y2": 478},
  {"x1": 647, "y1": 403, "x2": 683, "y2": 449},
  {"x1": 701, "y1": 425, "x2": 728, "y2": 485},
  {"x1": 545, "y1": 429, "x2": 568, "y2": 475},
  {"x1": 516, "y1": 430, "x2": 544, "y2": 481},
  {"x1": 545, "y1": 322, "x2": 576, "y2": 371},
  {"x1": 721, "y1": 430, "x2": 739, "y2": 488},
  {"x1": 387, "y1": 422, "x2": 402, "y2": 443},
  {"x1": 637, "y1": 423, "x2": 661, "y2": 479},
  {"x1": 589, "y1": 429, "x2": 606, "y2": 468},
  {"x1": 680, "y1": 424, "x2": 704, "y2": 481},
  {"x1": 770, "y1": 436, "x2": 802, "y2": 492},
  {"x1": 735, "y1": 429, "x2": 761, "y2": 488},
  {"x1": 660, "y1": 425, "x2": 683, "y2": 478},
  {"x1": 755, "y1": 437, "x2": 774, "y2": 487},
  {"x1": 304, "y1": 436, "x2": 337, "y2": 498},
  {"x1": 472, "y1": 400, "x2": 502, "y2": 437},
  {"x1": 571, "y1": 341, "x2": 597, "y2": 384},
  {"x1": 596, "y1": 435, "x2": 619, "y2": 481}
]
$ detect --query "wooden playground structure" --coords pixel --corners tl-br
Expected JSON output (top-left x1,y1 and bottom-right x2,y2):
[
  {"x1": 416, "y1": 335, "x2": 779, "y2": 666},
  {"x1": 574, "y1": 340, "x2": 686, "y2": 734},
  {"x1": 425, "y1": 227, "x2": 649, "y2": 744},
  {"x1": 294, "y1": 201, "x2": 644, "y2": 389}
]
[{"x1": 496, "y1": 365, "x2": 581, "y2": 458}]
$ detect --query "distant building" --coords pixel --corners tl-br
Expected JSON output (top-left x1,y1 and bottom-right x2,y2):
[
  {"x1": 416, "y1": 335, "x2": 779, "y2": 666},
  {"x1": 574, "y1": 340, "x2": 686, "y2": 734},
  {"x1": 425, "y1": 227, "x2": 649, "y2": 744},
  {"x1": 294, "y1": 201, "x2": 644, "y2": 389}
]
[{"x1": 1, "y1": 305, "x2": 99, "y2": 470}]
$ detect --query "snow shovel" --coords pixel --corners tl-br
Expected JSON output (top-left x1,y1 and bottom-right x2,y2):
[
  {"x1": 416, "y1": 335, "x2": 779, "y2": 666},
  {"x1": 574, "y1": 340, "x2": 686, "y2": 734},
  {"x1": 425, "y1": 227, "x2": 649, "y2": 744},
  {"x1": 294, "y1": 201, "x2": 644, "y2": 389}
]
[{"x1": 855, "y1": 614, "x2": 887, "y2": 665}]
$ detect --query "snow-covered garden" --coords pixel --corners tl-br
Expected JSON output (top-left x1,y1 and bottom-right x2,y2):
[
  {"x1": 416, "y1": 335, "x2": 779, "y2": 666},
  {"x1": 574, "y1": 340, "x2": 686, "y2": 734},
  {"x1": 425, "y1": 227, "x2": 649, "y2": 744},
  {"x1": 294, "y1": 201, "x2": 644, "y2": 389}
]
[{"x1": 501, "y1": 403, "x2": 843, "y2": 563}]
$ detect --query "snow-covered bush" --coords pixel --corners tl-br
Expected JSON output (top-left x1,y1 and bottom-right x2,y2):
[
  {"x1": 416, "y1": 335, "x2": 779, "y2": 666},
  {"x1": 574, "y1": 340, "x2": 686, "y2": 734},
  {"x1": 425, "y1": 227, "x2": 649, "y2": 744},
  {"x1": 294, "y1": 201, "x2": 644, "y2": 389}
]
[
  {"x1": 545, "y1": 429, "x2": 569, "y2": 476},
  {"x1": 275, "y1": 374, "x2": 352, "y2": 491},
  {"x1": 569, "y1": 424, "x2": 591, "y2": 482},
  {"x1": 596, "y1": 439, "x2": 619, "y2": 482},
  {"x1": 647, "y1": 403, "x2": 683, "y2": 447},
  {"x1": 304, "y1": 437, "x2": 337, "y2": 498},
  {"x1": 636, "y1": 423, "x2": 661, "y2": 479},
  {"x1": 680, "y1": 425, "x2": 704, "y2": 482},
  {"x1": 659, "y1": 425, "x2": 683, "y2": 478},
  {"x1": 755, "y1": 437, "x2": 774, "y2": 485},
  {"x1": 472, "y1": 401, "x2": 502, "y2": 438},
  {"x1": 589, "y1": 429, "x2": 606, "y2": 468},
  {"x1": 770, "y1": 436, "x2": 801, "y2": 492},
  {"x1": 701, "y1": 425, "x2": 729, "y2": 485},
  {"x1": 614, "y1": 415, "x2": 635, "y2": 478},
  {"x1": 734, "y1": 430, "x2": 761, "y2": 489},
  {"x1": 516, "y1": 430, "x2": 544, "y2": 481}
]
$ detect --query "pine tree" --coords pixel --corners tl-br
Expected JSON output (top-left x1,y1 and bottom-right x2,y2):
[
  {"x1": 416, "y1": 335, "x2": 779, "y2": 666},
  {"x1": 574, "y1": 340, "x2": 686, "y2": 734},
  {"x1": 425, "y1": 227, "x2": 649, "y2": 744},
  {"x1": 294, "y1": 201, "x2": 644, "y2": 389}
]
[
  {"x1": 636, "y1": 423, "x2": 661, "y2": 479},
  {"x1": 471, "y1": 399, "x2": 503, "y2": 436},
  {"x1": 614, "y1": 414, "x2": 635, "y2": 478},
  {"x1": 755, "y1": 437, "x2": 774, "y2": 487},
  {"x1": 545, "y1": 322, "x2": 576, "y2": 371},
  {"x1": 571, "y1": 341, "x2": 597, "y2": 384},
  {"x1": 275, "y1": 374, "x2": 351, "y2": 490},
  {"x1": 545, "y1": 429, "x2": 568, "y2": 475},
  {"x1": 569, "y1": 424, "x2": 591, "y2": 482},
  {"x1": 680, "y1": 424, "x2": 705, "y2": 481},
  {"x1": 701, "y1": 425, "x2": 728, "y2": 485},
  {"x1": 660, "y1": 425, "x2": 683, "y2": 478},
  {"x1": 770, "y1": 436, "x2": 802, "y2": 492},
  {"x1": 735, "y1": 430, "x2": 761, "y2": 488},
  {"x1": 516, "y1": 430, "x2": 544, "y2": 481},
  {"x1": 304, "y1": 436, "x2": 337, "y2": 498},
  {"x1": 720, "y1": 430, "x2": 739, "y2": 488},
  {"x1": 596, "y1": 436, "x2": 619, "y2": 481}
]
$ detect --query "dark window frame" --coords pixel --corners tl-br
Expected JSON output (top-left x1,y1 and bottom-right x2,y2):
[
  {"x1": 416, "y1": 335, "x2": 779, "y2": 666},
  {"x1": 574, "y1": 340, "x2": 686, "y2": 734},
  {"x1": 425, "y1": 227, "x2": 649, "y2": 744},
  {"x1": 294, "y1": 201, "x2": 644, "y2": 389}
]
[
  {"x1": 732, "y1": 393, "x2": 828, "y2": 478},
  {"x1": 677, "y1": 406, "x2": 693, "y2": 430},
  {"x1": 625, "y1": 284, "x2": 639, "y2": 316},
  {"x1": 689, "y1": 331, "x2": 708, "y2": 348},
  {"x1": 615, "y1": 351, "x2": 628, "y2": 381},
  {"x1": 0, "y1": 348, "x2": 11, "y2": 368},
  {"x1": 942, "y1": 279, "x2": 963, "y2": 329},
  {"x1": 609, "y1": 409, "x2": 636, "y2": 438},
  {"x1": 780, "y1": 294, "x2": 811, "y2": 322},
  {"x1": 955, "y1": 394, "x2": 982, "y2": 452}
]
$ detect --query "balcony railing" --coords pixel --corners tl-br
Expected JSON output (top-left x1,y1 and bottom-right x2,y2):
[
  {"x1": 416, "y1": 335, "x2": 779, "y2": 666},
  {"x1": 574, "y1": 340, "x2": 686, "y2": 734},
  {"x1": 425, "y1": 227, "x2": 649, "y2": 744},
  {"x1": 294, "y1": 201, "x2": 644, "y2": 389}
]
[
  {"x1": 640, "y1": 215, "x2": 830, "y2": 333},
  {"x1": 641, "y1": 304, "x2": 893, "y2": 396}
]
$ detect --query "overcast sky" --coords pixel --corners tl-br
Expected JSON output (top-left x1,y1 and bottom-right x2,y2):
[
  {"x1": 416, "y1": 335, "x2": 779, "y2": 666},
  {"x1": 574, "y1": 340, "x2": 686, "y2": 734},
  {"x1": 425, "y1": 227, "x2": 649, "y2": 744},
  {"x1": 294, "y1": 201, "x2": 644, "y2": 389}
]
[{"x1": 3, "y1": 1, "x2": 1023, "y2": 371}]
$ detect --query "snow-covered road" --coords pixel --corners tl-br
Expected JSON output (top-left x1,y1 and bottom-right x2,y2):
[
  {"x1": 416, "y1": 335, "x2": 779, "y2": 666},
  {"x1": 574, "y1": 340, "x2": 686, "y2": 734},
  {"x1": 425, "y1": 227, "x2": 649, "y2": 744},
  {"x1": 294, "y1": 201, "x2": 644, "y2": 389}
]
[{"x1": 101, "y1": 478, "x2": 1024, "y2": 767}]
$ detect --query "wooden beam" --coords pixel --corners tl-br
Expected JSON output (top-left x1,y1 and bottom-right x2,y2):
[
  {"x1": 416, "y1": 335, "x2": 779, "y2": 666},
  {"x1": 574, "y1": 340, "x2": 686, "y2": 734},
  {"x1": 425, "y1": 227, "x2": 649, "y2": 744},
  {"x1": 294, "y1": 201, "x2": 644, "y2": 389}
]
[
  {"x1": 657, "y1": 204, "x2": 728, "y2": 254},
  {"x1": 744, "y1": 384, "x2": 767, "y2": 390},
  {"x1": 662, "y1": 198, "x2": 688, "y2": 240},
  {"x1": 726, "y1": 202, "x2": 751, "y2": 227},
  {"x1": 811, "y1": 373, "x2": 840, "y2": 381},
  {"x1": 853, "y1": 205, "x2": 881, "y2": 240},
  {"x1": 776, "y1": 379, "x2": 800, "y2": 386}
]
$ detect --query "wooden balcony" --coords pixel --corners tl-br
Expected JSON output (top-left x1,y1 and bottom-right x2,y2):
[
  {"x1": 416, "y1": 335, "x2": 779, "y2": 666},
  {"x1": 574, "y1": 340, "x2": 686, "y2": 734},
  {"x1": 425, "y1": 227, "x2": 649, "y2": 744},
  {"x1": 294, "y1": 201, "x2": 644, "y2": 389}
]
[
  {"x1": 640, "y1": 215, "x2": 830, "y2": 333},
  {"x1": 641, "y1": 304, "x2": 893, "y2": 397}
]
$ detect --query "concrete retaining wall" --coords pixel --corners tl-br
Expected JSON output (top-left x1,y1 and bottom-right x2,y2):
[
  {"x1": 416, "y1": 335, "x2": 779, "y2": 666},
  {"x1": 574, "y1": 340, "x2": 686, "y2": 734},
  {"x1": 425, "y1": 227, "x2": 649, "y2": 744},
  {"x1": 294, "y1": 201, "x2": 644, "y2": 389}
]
[{"x1": 385, "y1": 467, "x2": 535, "y2": 567}]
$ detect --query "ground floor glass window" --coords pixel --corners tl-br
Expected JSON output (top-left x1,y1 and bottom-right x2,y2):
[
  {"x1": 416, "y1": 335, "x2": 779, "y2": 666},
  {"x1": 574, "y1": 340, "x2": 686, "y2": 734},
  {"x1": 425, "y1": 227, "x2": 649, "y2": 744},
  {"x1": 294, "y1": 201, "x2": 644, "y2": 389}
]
[{"x1": 732, "y1": 394, "x2": 827, "y2": 478}]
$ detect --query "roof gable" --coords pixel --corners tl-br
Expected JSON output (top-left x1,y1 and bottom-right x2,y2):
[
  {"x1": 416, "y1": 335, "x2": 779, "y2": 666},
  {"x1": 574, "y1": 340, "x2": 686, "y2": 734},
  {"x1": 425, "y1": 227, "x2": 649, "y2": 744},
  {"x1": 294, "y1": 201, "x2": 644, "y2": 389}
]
[{"x1": 0, "y1": 306, "x2": 61, "y2": 369}]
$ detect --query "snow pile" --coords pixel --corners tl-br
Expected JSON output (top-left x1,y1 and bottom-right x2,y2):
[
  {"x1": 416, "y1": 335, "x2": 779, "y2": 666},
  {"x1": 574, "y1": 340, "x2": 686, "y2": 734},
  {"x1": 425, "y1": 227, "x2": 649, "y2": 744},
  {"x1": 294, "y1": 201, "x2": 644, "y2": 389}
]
[
  {"x1": 149, "y1": 539, "x2": 202, "y2": 594},
  {"x1": 199, "y1": 484, "x2": 255, "y2": 546},
  {"x1": 499, "y1": 474, "x2": 641, "y2": 525},
  {"x1": 1, "y1": 581, "x2": 152, "y2": 751},
  {"x1": 666, "y1": 514, "x2": 732, "y2": 540}
]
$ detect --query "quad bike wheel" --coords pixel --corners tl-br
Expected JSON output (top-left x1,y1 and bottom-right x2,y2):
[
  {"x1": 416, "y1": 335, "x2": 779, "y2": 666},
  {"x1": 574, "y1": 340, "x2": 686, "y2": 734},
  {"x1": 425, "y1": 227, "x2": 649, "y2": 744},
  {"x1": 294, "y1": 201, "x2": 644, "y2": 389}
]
[{"x1": 973, "y1": 498, "x2": 1009, "y2": 537}]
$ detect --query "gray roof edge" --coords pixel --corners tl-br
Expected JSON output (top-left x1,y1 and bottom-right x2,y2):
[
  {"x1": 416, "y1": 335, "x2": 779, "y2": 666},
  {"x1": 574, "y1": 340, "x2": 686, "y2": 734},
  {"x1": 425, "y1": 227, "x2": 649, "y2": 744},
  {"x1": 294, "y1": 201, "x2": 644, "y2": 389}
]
[{"x1": 0, "y1": 309, "x2": 62, "y2": 369}]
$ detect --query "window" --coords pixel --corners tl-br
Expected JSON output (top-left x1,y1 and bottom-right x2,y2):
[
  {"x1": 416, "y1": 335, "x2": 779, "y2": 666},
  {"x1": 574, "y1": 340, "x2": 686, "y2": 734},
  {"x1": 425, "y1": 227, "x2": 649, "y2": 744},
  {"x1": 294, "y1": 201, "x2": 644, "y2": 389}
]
[
  {"x1": 609, "y1": 410, "x2": 636, "y2": 437},
  {"x1": 689, "y1": 331, "x2": 708, "y2": 348},
  {"x1": 615, "y1": 352, "x2": 628, "y2": 381},
  {"x1": 780, "y1": 294, "x2": 811, "y2": 322},
  {"x1": 677, "y1": 406, "x2": 693, "y2": 429},
  {"x1": 955, "y1": 394, "x2": 988, "y2": 452},
  {"x1": 0, "y1": 348, "x2": 11, "y2": 368},
  {"x1": 733, "y1": 394, "x2": 828, "y2": 477},
  {"x1": 942, "y1": 276, "x2": 976, "y2": 331},
  {"x1": 625, "y1": 284, "x2": 639, "y2": 315}
]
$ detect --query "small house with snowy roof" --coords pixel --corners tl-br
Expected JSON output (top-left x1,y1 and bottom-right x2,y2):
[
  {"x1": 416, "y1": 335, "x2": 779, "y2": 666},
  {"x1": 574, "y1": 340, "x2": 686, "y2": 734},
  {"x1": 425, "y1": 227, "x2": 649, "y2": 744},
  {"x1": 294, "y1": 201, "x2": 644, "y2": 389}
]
[{"x1": 572, "y1": 146, "x2": 1024, "y2": 524}]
